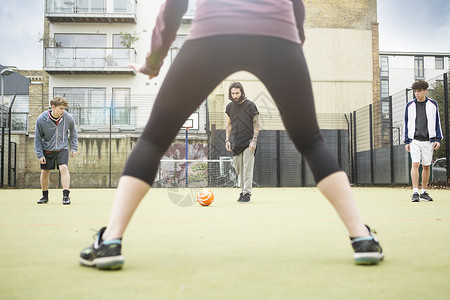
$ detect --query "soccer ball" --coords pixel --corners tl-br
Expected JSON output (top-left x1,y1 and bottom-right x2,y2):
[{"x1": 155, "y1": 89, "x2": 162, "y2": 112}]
[{"x1": 196, "y1": 189, "x2": 214, "y2": 206}]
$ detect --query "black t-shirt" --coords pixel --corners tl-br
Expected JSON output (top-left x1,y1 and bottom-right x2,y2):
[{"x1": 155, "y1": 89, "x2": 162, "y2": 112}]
[
  {"x1": 414, "y1": 100, "x2": 429, "y2": 141},
  {"x1": 225, "y1": 99, "x2": 259, "y2": 156}
]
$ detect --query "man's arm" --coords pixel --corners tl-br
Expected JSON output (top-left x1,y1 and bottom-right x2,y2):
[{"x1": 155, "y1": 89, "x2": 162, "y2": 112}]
[
  {"x1": 249, "y1": 114, "x2": 260, "y2": 151},
  {"x1": 34, "y1": 120, "x2": 44, "y2": 159},
  {"x1": 69, "y1": 117, "x2": 78, "y2": 157},
  {"x1": 404, "y1": 104, "x2": 411, "y2": 151},
  {"x1": 225, "y1": 116, "x2": 232, "y2": 152}
]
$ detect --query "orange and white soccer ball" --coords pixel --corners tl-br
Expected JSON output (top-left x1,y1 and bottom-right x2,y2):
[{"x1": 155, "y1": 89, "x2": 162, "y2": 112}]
[{"x1": 196, "y1": 189, "x2": 214, "y2": 206}]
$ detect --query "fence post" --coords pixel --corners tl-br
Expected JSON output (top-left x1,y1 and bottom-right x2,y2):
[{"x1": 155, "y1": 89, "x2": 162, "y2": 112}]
[
  {"x1": 369, "y1": 104, "x2": 374, "y2": 185},
  {"x1": 109, "y1": 98, "x2": 112, "y2": 188},
  {"x1": 301, "y1": 156, "x2": 306, "y2": 187},
  {"x1": 337, "y1": 130, "x2": 342, "y2": 168},
  {"x1": 389, "y1": 96, "x2": 394, "y2": 184},
  {"x1": 346, "y1": 113, "x2": 354, "y2": 184},
  {"x1": 8, "y1": 95, "x2": 17, "y2": 187},
  {"x1": 1, "y1": 126, "x2": 4, "y2": 187},
  {"x1": 276, "y1": 130, "x2": 281, "y2": 187},
  {"x1": 353, "y1": 111, "x2": 358, "y2": 185},
  {"x1": 444, "y1": 72, "x2": 449, "y2": 184}
]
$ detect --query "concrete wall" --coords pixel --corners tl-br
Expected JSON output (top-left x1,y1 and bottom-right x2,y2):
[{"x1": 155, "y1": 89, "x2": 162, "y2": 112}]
[{"x1": 207, "y1": 0, "x2": 379, "y2": 130}]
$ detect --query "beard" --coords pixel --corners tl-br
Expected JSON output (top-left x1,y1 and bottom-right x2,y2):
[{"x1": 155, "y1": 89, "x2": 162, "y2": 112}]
[{"x1": 233, "y1": 96, "x2": 246, "y2": 104}]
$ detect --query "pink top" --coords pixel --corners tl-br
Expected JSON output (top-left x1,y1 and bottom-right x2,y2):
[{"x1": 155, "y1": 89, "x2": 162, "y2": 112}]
[{"x1": 141, "y1": 0, "x2": 306, "y2": 76}]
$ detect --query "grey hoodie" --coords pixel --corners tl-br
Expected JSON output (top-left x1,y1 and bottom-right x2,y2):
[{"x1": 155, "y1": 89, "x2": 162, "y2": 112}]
[{"x1": 34, "y1": 110, "x2": 78, "y2": 159}]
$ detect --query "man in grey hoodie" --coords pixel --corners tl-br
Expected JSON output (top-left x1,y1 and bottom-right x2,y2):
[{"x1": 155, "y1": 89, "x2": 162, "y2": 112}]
[{"x1": 35, "y1": 96, "x2": 78, "y2": 205}]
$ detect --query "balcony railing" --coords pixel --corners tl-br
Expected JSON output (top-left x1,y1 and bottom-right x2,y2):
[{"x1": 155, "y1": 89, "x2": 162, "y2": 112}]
[
  {"x1": 0, "y1": 112, "x2": 29, "y2": 133},
  {"x1": 44, "y1": 47, "x2": 136, "y2": 74},
  {"x1": 68, "y1": 106, "x2": 137, "y2": 129},
  {"x1": 45, "y1": 0, "x2": 136, "y2": 23}
]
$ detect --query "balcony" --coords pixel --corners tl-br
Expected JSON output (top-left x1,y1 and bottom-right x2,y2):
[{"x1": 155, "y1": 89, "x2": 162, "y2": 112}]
[
  {"x1": 69, "y1": 106, "x2": 137, "y2": 131},
  {"x1": 45, "y1": 0, "x2": 137, "y2": 23},
  {"x1": 44, "y1": 47, "x2": 136, "y2": 75}
]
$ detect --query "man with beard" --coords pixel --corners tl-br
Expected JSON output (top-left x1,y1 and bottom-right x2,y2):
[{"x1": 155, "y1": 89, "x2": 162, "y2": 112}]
[{"x1": 225, "y1": 82, "x2": 259, "y2": 203}]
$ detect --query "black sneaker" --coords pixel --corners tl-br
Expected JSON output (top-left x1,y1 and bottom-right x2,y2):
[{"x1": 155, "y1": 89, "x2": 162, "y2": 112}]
[
  {"x1": 62, "y1": 195, "x2": 71, "y2": 205},
  {"x1": 37, "y1": 197, "x2": 48, "y2": 204},
  {"x1": 240, "y1": 193, "x2": 251, "y2": 203},
  {"x1": 411, "y1": 193, "x2": 420, "y2": 202},
  {"x1": 420, "y1": 192, "x2": 433, "y2": 201},
  {"x1": 237, "y1": 193, "x2": 244, "y2": 202},
  {"x1": 79, "y1": 227, "x2": 124, "y2": 270},
  {"x1": 351, "y1": 225, "x2": 384, "y2": 265}
]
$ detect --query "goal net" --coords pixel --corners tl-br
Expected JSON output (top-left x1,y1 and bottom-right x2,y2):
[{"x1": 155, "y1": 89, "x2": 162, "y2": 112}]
[{"x1": 153, "y1": 158, "x2": 237, "y2": 188}]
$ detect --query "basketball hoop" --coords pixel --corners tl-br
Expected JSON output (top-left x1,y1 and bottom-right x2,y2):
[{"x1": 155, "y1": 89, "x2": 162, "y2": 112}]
[{"x1": 182, "y1": 119, "x2": 194, "y2": 131}]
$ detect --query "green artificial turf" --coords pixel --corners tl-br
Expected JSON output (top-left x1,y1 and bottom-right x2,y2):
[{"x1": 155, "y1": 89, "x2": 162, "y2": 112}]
[{"x1": 1, "y1": 187, "x2": 449, "y2": 299}]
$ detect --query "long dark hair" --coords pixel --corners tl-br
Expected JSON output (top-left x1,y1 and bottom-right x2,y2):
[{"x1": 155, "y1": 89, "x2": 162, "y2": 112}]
[{"x1": 228, "y1": 82, "x2": 246, "y2": 102}]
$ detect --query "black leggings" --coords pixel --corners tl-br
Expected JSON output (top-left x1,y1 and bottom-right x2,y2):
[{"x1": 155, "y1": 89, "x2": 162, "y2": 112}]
[{"x1": 123, "y1": 35, "x2": 341, "y2": 184}]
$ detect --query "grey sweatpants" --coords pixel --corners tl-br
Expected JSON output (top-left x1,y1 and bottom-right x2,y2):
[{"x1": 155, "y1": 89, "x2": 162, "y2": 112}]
[{"x1": 232, "y1": 148, "x2": 255, "y2": 194}]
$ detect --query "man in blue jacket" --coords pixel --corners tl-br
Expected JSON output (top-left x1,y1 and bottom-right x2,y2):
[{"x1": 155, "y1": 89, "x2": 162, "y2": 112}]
[
  {"x1": 35, "y1": 96, "x2": 78, "y2": 205},
  {"x1": 404, "y1": 80, "x2": 442, "y2": 202}
]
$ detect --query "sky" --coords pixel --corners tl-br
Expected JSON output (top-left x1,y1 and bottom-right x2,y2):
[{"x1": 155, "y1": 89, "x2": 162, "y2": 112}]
[{"x1": 0, "y1": 0, "x2": 449, "y2": 70}]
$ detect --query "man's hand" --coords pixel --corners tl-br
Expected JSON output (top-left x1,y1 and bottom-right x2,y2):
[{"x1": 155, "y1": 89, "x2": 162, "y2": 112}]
[
  {"x1": 405, "y1": 144, "x2": 410, "y2": 152},
  {"x1": 39, "y1": 157, "x2": 46, "y2": 164},
  {"x1": 433, "y1": 142, "x2": 441, "y2": 150},
  {"x1": 70, "y1": 151, "x2": 77, "y2": 158},
  {"x1": 225, "y1": 141, "x2": 232, "y2": 152}
]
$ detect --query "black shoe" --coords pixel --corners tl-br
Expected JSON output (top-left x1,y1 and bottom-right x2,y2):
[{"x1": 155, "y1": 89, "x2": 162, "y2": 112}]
[
  {"x1": 351, "y1": 225, "x2": 384, "y2": 265},
  {"x1": 79, "y1": 227, "x2": 124, "y2": 270},
  {"x1": 37, "y1": 197, "x2": 48, "y2": 204},
  {"x1": 240, "y1": 193, "x2": 251, "y2": 203},
  {"x1": 237, "y1": 193, "x2": 244, "y2": 202},
  {"x1": 62, "y1": 195, "x2": 71, "y2": 205},
  {"x1": 420, "y1": 192, "x2": 433, "y2": 201},
  {"x1": 411, "y1": 193, "x2": 420, "y2": 202}
]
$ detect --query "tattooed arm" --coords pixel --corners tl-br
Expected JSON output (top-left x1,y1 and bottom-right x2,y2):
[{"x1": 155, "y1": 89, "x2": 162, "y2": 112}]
[{"x1": 249, "y1": 114, "x2": 260, "y2": 151}]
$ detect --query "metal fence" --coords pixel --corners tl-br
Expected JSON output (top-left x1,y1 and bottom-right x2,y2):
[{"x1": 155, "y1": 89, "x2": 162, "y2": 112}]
[
  {"x1": 1, "y1": 73, "x2": 448, "y2": 188},
  {"x1": 350, "y1": 72, "x2": 449, "y2": 186}
]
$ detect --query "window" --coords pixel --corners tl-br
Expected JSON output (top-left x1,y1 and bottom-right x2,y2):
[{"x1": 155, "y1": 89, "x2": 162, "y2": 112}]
[
  {"x1": 381, "y1": 100, "x2": 390, "y2": 120},
  {"x1": 381, "y1": 79, "x2": 389, "y2": 98},
  {"x1": 114, "y1": 0, "x2": 133, "y2": 13},
  {"x1": 380, "y1": 56, "x2": 389, "y2": 77},
  {"x1": 110, "y1": 34, "x2": 130, "y2": 67},
  {"x1": 112, "y1": 88, "x2": 131, "y2": 125},
  {"x1": 54, "y1": 87, "x2": 107, "y2": 126},
  {"x1": 54, "y1": 34, "x2": 106, "y2": 48},
  {"x1": 113, "y1": 34, "x2": 127, "y2": 48},
  {"x1": 414, "y1": 56, "x2": 424, "y2": 78},
  {"x1": 435, "y1": 56, "x2": 444, "y2": 69},
  {"x1": 54, "y1": 34, "x2": 107, "y2": 67},
  {"x1": 77, "y1": 0, "x2": 105, "y2": 13}
]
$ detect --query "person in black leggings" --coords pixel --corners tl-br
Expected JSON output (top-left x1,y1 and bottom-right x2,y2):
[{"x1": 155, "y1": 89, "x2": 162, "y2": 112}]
[
  {"x1": 79, "y1": 1, "x2": 384, "y2": 270},
  {"x1": 123, "y1": 36, "x2": 339, "y2": 186}
]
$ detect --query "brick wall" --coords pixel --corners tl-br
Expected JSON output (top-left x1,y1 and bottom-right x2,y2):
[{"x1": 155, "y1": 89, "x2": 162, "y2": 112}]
[{"x1": 304, "y1": 0, "x2": 377, "y2": 30}]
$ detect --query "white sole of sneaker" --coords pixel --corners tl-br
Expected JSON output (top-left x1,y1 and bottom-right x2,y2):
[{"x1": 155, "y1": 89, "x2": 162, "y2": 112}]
[
  {"x1": 354, "y1": 252, "x2": 385, "y2": 265},
  {"x1": 79, "y1": 255, "x2": 124, "y2": 270}
]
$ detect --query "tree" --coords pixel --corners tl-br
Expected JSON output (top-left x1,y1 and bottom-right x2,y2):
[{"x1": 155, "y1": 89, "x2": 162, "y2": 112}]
[
  {"x1": 38, "y1": 31, "x2": 56, "y2": 47},
  {"x1": 119, "y1": 31, "x2": 140, "y2": 48},
  {"x1": 428, "y1": 77, "x2": 448, "y2": 159}
]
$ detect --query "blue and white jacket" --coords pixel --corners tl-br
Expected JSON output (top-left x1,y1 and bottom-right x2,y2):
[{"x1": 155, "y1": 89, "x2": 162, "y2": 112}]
[{"x1": 403, "y1": 97, "x2": 442, "y2": 145}]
